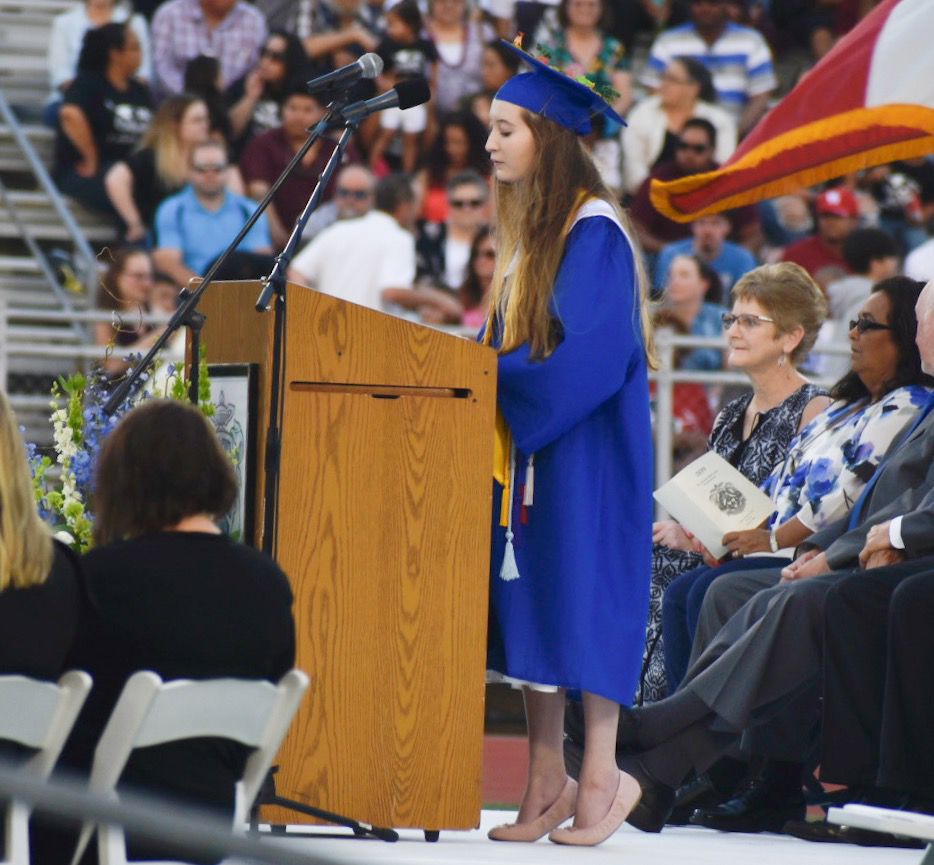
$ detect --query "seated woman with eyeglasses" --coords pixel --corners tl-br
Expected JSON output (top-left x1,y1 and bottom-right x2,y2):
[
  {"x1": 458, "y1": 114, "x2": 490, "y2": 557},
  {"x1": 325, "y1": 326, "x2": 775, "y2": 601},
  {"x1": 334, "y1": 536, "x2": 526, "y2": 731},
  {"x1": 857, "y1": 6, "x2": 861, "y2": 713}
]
[
  {"x1": 633, "y1": 262, "x2": 831, "y2": 705},
  {"x1": 661, "y1": 274, "x2": 934, "y2": 694}
]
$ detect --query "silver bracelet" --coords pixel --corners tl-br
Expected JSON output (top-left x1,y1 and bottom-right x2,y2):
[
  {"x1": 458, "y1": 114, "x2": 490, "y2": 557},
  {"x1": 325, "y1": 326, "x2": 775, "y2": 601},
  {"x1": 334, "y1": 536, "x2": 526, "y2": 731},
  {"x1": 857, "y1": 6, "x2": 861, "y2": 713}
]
[{"x1": 769, "y1": 529, "x2": 780, "y2": 553}]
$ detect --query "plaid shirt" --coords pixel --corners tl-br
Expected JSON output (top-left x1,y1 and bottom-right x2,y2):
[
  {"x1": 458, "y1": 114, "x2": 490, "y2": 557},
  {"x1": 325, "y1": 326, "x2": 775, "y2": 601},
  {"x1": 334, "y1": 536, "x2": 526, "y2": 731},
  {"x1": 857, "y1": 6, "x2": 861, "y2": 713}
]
[{"x1": 151, "y1": 0, "x2": 267, "y2": 97}]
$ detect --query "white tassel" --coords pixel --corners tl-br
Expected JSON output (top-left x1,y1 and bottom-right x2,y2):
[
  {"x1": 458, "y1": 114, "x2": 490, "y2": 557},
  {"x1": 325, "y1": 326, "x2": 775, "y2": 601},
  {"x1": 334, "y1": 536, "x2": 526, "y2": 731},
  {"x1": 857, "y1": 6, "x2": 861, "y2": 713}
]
[
  {"x1": 522, "y1": 455, "x2": 535, "y2": 506},
  {"x1": 499, "y1": 530, "x2": 520, "y2": 581},
  {"x1": 499, "y1": 443, "x2": 521, "y2": 581}
]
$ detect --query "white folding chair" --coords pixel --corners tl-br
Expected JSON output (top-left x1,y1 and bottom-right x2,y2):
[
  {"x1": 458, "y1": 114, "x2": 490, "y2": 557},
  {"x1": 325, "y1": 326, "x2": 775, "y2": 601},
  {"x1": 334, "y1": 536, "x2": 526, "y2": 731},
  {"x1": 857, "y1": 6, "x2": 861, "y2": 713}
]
[
  {"x1": 829, "y1": 804, "x2": 934, "y2": 864},
  {"x1": 0, "y1": 670, "x2": 93, "y2": 865},
  {"x1": 69, "y1": 669, "x2": 309, "y2": 865}
]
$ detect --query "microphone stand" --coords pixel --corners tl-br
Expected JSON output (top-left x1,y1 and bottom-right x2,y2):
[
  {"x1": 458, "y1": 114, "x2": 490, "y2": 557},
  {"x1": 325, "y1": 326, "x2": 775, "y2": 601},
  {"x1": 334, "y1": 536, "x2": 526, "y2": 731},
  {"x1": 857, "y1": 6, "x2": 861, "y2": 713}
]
[
  {"x1": 101, "y1": 91, "x2": 403, "y2": 843},
  {"x1": 102, "y1": 96, "x2": 348, "y2": 417},
  {"x1": 250, "y1": 117, "x2": 403, "y2": 844}
]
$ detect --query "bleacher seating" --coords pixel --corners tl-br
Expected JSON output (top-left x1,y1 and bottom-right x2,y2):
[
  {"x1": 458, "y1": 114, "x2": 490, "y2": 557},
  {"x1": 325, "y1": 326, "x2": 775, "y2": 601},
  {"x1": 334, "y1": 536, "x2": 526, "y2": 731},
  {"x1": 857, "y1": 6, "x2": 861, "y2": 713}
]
[{"x1": 0, "y1": 0, "x2": 115, "y2": 442}]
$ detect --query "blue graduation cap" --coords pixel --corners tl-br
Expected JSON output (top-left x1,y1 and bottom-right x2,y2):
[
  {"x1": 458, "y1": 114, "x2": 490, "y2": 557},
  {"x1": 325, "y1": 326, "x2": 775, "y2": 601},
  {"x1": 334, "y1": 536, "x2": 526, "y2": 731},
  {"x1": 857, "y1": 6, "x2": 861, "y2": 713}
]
[{"x1": 494, "y1": 39, "x2": 626, "y2": 136}]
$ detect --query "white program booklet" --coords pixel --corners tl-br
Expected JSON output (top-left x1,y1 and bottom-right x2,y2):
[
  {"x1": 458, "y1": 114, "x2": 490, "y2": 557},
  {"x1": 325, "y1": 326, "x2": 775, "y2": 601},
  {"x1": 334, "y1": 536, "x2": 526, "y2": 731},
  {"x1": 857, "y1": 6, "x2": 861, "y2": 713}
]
[{"x1": 653, "y1": 452, "x2": 775, "y2": 559}]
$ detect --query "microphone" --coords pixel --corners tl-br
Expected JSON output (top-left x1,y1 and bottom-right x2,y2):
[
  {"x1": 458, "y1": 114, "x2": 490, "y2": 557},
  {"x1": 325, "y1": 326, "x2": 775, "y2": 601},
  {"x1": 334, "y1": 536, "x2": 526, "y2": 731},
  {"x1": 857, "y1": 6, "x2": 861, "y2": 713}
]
[
  {"x1": 337, "y1": 77, "x2": 431, "y2": 125},
  {"x1": 306, "y1": 53, "x2": 383, "y2": 94}
]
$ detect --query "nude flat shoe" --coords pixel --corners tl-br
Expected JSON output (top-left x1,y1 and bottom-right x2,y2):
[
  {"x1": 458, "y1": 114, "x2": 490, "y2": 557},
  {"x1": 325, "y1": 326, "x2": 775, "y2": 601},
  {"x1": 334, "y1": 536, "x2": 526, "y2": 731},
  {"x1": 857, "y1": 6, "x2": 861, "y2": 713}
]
[
  {"x1": 548, "y1": 771, "x2": 642, "y2": 846},
  {"x1": 488, "y1": 777, "x2": 578, "y2": 842}
]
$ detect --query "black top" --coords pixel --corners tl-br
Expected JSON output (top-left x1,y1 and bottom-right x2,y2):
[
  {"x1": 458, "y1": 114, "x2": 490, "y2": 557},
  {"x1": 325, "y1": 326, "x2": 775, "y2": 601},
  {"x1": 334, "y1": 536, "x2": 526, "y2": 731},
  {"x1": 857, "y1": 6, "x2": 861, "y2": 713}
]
[
  {"x1": 0, "y1": 541, "x2": 85, "y2": 854},
  {"x1": 122, "y1": 147, "x2": 181, "y2": 229},
  {"x1": 33, "y1": 532, "x2": 295, "y2": 865},
  {"x1": 0, "y1": 541, "x2": 85, "y2": 680},
  {"x1": 376, "y1": 36, "x2": 438, "y2": 78},
  {"x1": 54, "y1": 72, "x2": 152, "y2": 175}
]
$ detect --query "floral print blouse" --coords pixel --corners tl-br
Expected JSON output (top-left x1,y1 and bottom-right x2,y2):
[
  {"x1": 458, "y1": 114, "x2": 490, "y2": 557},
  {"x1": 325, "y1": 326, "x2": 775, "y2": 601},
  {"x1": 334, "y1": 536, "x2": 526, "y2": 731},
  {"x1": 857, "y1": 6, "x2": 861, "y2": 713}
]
[
  {"x1": 763, "y1": 384, "x2": 932, "y2": 532},
  {"x1": 538, "y1": 31, "x2": 629, "y2": 92}
]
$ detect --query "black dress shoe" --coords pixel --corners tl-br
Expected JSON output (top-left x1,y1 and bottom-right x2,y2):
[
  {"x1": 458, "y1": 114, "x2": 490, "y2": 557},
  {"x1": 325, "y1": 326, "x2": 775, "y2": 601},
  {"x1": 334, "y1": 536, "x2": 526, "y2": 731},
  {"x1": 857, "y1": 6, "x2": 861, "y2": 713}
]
[
  {"x1": 667, "y1": 773, "x2": 724, "y2": 826},
  {"x1": 689, "y1": 761, "x2": 805, "y2": 833},
  {"x1": 783, "y1": 819, "x2": 925, "y2": 849}
]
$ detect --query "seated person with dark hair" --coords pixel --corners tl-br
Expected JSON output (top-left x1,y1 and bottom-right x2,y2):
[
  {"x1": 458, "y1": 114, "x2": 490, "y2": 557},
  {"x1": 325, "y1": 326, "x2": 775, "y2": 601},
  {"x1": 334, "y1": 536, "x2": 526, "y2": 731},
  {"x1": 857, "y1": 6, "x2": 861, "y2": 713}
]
[
  {"x1": 54, "y1": 21, "x2": 152, "y2": 216},
  {"x1": 31, "y1": 399, "x2": 295, "y2": 865},
  {"x1": 240, "y1": 85, "x2": 345, "y2": 251},
  {"x1": 630, "y1": 117, "x2": 758, "y2": 257}
]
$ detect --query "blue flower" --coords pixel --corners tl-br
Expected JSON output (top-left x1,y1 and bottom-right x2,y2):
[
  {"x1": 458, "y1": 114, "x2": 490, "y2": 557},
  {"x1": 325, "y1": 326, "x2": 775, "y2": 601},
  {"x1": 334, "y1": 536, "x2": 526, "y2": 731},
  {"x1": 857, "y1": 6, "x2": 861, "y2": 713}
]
[{"x1": 805, "y1": 457, "x2": 837, "y2": 499}]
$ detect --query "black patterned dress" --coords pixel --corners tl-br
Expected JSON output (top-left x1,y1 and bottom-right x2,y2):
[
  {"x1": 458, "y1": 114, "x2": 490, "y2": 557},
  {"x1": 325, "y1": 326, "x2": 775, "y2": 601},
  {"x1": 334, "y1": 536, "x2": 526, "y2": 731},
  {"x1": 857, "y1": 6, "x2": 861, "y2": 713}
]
[{"x1": 639, "y1": 382, "x2": 827, "y2": 703}]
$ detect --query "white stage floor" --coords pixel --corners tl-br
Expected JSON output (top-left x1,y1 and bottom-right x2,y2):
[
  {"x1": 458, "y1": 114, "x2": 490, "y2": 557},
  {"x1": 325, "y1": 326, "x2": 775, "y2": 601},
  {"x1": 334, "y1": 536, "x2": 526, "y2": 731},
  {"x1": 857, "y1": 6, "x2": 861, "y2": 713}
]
[{"x1": 244, "y1": 809, "x2": 927, "y2": 865}]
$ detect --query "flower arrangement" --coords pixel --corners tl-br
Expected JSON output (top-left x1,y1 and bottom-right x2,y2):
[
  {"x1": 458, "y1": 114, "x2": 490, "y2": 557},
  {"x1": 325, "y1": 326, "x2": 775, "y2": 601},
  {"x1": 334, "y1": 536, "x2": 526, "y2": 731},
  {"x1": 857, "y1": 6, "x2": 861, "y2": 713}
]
[{"x1": 26, "y1": 352, "x2": 213, "y2": 553}]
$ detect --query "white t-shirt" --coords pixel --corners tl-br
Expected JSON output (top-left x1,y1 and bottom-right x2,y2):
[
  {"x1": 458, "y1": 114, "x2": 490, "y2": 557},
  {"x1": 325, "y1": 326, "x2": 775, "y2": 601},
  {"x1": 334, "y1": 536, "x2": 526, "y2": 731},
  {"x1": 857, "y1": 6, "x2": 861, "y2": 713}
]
[
  {"x1": 905, "y1": 238, "x2": 934, "y2": 283},
  {"x1": 290, "y1": 210, "x2": 416, "y2": 311},
  {"x1": 443, "y1": 236, "x2": 471, "y2": 290}
]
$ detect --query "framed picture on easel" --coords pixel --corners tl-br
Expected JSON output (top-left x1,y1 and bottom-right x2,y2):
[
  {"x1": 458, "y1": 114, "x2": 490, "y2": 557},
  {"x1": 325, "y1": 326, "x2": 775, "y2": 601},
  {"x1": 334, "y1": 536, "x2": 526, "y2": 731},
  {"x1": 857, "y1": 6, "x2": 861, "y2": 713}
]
[{"x1": 208, "y1": 363, "x2": 259, "y2": 545}]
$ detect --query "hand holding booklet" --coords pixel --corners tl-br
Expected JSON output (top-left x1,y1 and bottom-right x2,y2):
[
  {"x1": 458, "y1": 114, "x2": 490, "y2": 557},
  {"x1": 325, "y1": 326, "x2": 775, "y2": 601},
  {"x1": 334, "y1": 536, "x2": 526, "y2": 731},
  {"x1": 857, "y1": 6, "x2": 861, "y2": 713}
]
[{"x1": 653, "y1": 452, "x2": 775, "y2": 559}]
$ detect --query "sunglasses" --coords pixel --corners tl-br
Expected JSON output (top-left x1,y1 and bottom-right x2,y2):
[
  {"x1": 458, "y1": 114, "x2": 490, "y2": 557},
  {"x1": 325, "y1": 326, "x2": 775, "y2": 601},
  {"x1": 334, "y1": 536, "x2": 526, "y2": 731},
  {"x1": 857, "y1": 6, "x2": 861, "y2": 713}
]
[
  {"x1": 722, "y1": 312, "x2": 775, "y2": 330},
  {"x1": 336, "y1": 188, "x2": 371, "y2": 200},
  {"x1": 192, "y1": 163, "x2": 226, "y2": 173},
  {"x1": 677, "y1": 141, "x2": 710, "y2": 154},
  {"x1": 849, "y1": 317, "x2": 893, "y2": 334},
  {"x1": 261, "y1": 48, "x2": 287, "y2": 62},
  {"x1": 451, "y1": 198, "x2": 485, "y2": 209}
]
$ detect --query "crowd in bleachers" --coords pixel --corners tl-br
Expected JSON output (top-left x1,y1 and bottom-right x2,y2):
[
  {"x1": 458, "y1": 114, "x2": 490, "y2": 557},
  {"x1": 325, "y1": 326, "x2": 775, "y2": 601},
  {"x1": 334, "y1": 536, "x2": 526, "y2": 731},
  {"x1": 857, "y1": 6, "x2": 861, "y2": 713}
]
[{"x1": 41, "y1": 0, "x2": 934, "y2": 389}]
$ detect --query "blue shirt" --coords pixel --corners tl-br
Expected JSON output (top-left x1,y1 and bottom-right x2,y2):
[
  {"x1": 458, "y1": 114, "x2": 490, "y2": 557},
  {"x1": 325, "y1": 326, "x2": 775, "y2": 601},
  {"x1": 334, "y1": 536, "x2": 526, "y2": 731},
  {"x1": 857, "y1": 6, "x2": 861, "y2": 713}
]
[
  {"x1": 655, "y1": 239, "x2": 758, "y2": 294},
  {"x1": 155, "y1": 185, "x2": 271, "y2": 275},
  {"x1": 682, "y1": 302, "x2": 728, "y2": 372}
]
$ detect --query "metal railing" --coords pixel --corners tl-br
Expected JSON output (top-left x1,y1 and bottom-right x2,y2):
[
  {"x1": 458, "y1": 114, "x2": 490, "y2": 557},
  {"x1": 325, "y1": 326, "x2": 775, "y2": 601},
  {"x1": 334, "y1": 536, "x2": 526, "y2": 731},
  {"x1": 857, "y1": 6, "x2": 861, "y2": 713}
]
[
  {"x1": 0, "y1": 88, "x2": 97, "y2": 335},
  {"x1": 1, "y1": 305, "x2": 854, "y2": 484},
  {"x1": 0, "y1": 761, "x2": 336, "y2": 865}
]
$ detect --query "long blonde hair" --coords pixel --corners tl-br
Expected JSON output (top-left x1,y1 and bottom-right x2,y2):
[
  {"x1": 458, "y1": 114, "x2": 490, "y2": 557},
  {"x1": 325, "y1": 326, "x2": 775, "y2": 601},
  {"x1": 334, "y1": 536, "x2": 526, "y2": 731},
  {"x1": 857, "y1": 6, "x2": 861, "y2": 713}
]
[
  {"x1": 0, "y1": 392, "x2": 53, "y2": 590},
  {"x1": 138, "y1": 94, "x2": 205, "y2": 189},
  {"x1": 482, "y1": 109, "x2": 657, "y2": 367}
]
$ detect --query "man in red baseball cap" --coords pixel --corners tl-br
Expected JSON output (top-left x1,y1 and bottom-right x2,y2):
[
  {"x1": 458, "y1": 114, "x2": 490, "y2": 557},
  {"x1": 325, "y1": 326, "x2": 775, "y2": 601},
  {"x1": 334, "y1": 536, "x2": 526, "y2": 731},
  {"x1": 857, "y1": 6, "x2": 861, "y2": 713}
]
[{"x1": 781, "y1": 186, "x2": 861, "y2": 291}]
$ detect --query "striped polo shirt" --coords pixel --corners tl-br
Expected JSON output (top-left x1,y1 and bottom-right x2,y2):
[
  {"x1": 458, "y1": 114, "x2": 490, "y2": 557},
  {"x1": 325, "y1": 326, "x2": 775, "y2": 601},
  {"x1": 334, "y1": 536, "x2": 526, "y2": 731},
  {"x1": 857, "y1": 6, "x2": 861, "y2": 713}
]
[{"x1": 641, "y1": 23, "x2": 777, "y2": 119}]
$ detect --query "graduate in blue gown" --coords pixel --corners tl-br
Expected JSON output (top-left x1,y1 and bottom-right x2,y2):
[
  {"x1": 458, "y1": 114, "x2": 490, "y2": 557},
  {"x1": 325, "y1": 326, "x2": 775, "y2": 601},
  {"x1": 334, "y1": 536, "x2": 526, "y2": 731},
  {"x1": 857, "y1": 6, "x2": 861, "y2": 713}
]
[{"x1": 482, "y1": 41, "x2": 656, "y2": 846}]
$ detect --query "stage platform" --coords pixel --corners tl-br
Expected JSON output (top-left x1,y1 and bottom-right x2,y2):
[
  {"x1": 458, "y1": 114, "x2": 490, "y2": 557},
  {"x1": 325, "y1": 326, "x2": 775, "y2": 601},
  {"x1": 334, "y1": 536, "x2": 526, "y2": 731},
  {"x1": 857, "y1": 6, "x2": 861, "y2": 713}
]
[{"x1": 245, "y1": 810, "x2": 925, "y2": 865}]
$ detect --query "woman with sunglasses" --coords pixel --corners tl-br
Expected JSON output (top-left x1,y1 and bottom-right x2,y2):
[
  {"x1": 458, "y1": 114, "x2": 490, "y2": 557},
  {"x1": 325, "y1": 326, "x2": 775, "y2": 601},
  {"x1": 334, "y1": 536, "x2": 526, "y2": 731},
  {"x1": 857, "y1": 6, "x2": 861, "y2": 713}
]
[
  {"x1": 661, "y1": 275, "x2": 934, "y2": 696},
  {"x1": 226, "y1": 30, "x2": 312, "y2": 150},
  {"x1": 637, "y1": 262, "x2": 830, "y2": 705}
]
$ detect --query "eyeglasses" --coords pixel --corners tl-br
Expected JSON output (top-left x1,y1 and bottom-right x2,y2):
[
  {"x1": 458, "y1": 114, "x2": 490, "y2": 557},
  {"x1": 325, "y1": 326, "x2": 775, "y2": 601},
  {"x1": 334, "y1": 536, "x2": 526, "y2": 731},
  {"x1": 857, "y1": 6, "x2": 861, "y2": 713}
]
[
  {"x1": 192, "y1": 163, "x2": 226, "y2": 173},
  {"x1": 677, "y1": 141, "x2": 710, "y2": 154},
  {"x1": 722, "y1": 312, "x2": 775, "y2": 330},
  {"x1": 849, "y1": 317, "x2": 893, "y2": 334},
  {"x1": 261, "y1": 48, "x2": 287, "y2": 62},
  {"x1": 336, "y1": 188, "x2": 372, "y2": 200},
  {"x1": 660, "y1": 72, "x2": 692, "y2": 85},
  {"x1": 451, "y1": 198, "x2": 485, "y2": 209}
]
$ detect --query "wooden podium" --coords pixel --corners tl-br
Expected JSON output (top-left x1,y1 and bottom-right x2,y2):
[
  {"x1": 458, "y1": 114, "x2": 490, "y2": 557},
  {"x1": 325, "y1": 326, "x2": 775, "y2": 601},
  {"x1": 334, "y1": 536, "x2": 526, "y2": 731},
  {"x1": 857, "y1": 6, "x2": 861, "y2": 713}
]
[{"x1": 195, "y1": 281, "x2": 497, "y2": 832}]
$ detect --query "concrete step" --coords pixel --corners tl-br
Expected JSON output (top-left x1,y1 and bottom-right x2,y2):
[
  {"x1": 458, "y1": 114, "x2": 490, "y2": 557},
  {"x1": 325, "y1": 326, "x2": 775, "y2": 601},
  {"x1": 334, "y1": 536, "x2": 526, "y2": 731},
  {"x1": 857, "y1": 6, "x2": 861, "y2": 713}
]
[
  {"x1": 0, "y1": 190, "x2": 115, "y2": 243},
  {"x1": 0, "y1": 3, "x2": 72, "y2": 109},
  {"x1": 0, "y1": 123, "x2": 53, "y2": 171}
]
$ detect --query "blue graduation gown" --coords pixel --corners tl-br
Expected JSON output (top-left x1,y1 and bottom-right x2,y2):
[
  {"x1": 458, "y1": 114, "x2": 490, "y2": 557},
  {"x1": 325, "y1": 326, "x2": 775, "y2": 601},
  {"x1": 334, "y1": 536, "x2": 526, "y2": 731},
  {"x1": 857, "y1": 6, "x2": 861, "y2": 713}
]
[{"x1": 487, "y1": 214, "x2": 653, "y2": 705}]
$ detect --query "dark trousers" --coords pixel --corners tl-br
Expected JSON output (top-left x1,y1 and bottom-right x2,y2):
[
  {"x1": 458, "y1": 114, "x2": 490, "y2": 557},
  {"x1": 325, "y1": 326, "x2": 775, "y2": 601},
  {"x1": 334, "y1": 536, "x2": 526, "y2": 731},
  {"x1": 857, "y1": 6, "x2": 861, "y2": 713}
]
[
  {"x1": 662, "y1": 556, "x2": 788, "y2": 692},
  {"x1": 821, "y1": 559, "x2": 934, "y2": 794}
]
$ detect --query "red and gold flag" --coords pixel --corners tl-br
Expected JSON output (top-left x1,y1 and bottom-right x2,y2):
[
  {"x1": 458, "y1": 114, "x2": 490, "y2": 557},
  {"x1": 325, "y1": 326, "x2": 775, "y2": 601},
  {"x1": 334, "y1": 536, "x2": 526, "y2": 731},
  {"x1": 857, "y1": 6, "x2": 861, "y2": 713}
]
[{"x1": 650, "y1": 0, "x2": 934, "y2": 222}]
